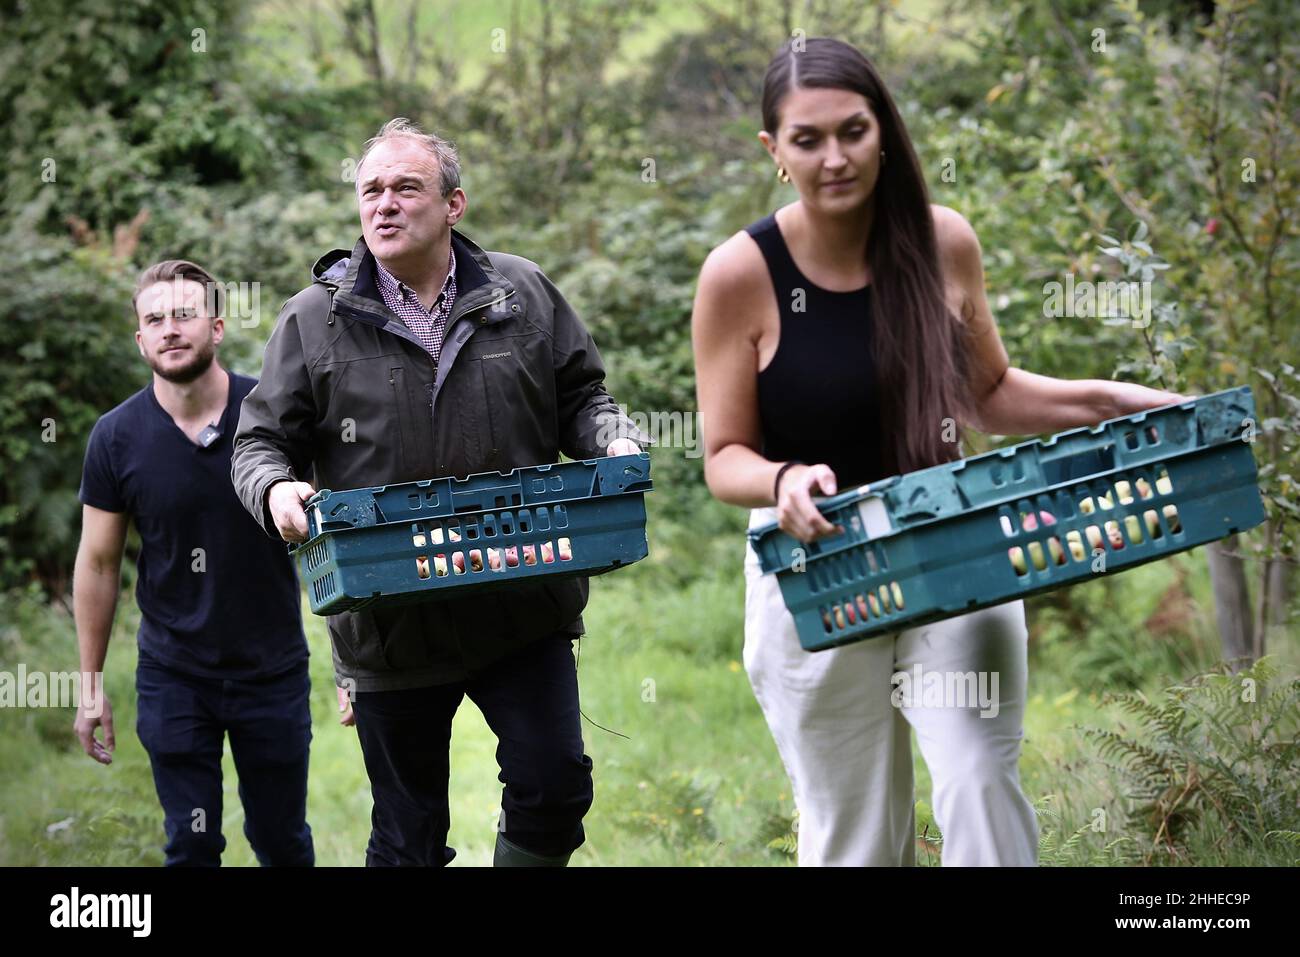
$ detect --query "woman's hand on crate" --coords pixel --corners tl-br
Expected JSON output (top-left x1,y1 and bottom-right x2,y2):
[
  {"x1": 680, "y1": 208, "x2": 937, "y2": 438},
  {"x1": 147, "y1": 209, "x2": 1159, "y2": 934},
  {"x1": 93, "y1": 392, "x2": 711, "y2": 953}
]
[
  {"x1": 776, "y1": 463, "x2": 845, "y2": 543},
  {"x1": 1106, "y1": 382, "x2": 1195, "y2": 417},
  {"x1": 267, "y1": 480, "x2": 318, "y2": 543}
]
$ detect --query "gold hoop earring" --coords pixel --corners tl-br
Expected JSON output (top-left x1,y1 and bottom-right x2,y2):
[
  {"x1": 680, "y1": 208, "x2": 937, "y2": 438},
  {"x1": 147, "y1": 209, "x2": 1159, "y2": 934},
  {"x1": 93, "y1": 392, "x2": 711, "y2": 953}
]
[{"x1": 777, "y1": 166, "x2": 790, "y2": 184}]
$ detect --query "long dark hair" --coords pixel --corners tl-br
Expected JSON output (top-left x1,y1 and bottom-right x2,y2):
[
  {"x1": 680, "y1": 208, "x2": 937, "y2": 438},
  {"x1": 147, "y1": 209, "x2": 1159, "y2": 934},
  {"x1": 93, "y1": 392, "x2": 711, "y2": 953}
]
[{"x1": 761, "y1": 37, "x2": 973, "y2": 475}]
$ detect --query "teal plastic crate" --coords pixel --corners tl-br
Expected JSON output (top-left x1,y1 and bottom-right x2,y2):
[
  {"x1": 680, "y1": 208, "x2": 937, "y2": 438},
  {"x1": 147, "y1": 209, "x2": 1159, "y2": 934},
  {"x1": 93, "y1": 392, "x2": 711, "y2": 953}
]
[
  {"x1": 749, "y1": 387, "x2": 1266, "y2": 651},
  {"x1": 292, "y1": 454, "x2": 652, "y2": 615}
]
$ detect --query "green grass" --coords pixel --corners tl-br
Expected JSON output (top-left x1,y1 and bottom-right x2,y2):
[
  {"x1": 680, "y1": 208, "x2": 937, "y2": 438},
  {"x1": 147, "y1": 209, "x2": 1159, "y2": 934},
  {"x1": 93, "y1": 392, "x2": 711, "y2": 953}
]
[
  {"x1": 1, "y1": 543, "x2": 1295, "y2": 866},
  {"x1": 0, "y1": 570, "x2": 793, "y2": 866}
]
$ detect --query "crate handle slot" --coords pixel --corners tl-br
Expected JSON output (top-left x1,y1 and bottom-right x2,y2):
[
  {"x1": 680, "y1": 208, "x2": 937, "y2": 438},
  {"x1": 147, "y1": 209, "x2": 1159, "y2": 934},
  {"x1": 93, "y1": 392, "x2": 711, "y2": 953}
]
[
  {"x1": 1195, "y1": 392, "x2": 1256, "y2": 446},
  {"x1": 1039, "y1": 443, "x2": 1113, "y2": 485},
  {"x1": 303, "y1": 490, "x2": 384, "y2": 532},
  {"x1": 885, "y1": 473, "x2": 964, "y2": 522},
  {"x1": 596, "y1": 454, "x2": 652, "y2": 495}
]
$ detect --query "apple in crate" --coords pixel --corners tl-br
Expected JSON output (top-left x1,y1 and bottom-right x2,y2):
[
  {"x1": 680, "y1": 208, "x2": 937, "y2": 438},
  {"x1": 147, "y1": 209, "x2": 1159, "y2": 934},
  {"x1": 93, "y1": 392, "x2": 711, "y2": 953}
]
[{"x1": 1066, "y1": 530, "x2": 1086, "y2": 562}]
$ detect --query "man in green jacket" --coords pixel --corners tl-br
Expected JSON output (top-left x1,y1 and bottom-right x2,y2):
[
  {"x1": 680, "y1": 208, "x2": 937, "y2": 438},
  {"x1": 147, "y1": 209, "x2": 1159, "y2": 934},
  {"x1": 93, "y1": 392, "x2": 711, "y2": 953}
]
[{"x1": 231, "y1": 117, "x2": 649, "y2": 867}]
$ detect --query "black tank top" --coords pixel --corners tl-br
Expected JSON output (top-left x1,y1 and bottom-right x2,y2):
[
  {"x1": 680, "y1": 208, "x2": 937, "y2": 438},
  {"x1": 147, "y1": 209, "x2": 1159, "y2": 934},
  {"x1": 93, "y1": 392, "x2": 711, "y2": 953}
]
[{"x1": 746, "y1": 212, "x2": 886, "y2": 488}]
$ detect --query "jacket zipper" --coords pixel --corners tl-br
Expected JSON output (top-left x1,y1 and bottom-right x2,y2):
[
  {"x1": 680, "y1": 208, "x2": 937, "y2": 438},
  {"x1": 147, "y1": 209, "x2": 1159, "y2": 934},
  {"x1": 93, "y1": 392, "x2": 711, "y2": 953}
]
[
  {"x1": 336, "y1": 284, "x2": 518, "y2": 473},
  {"x1": 428, "y1": 287, "x2": 517, "y2": 406},
  {"x1": 428, "y1": 289, "x2": 518, "y2": 473}
]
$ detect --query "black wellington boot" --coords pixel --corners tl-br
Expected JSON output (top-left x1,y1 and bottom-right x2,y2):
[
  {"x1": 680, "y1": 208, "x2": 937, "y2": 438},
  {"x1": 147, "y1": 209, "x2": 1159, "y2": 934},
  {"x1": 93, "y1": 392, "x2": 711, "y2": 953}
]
[{"x1": 492, "y1": 833, "x2": 572, "y2": 867}]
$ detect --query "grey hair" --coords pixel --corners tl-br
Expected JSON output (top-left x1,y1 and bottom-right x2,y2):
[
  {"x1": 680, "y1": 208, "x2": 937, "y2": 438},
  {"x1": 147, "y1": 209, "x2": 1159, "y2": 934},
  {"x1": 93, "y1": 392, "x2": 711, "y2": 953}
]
[{"x1": 357, "y1": 117, "x2": 461, "y2": 196}]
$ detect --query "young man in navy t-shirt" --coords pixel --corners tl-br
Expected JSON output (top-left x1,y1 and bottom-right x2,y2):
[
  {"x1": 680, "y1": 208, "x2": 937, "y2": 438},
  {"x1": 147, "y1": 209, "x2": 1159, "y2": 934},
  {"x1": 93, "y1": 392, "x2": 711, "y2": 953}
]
[{"x1": 72, "y1": 259, "x2": 317, "y2": 866}]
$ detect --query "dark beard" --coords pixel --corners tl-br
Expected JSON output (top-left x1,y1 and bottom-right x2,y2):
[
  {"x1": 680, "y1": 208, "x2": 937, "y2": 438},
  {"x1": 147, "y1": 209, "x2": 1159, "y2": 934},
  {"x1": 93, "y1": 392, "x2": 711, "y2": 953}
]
[{"x1": 150, "y1": 341, "x2": 216, "y2": 384}]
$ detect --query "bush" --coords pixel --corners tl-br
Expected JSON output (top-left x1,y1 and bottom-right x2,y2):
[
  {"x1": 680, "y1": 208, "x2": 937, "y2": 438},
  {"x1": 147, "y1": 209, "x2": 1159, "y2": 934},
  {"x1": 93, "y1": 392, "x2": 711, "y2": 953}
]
[
  {"x1": 1079, "y1": 656, "x2": 1300, "y2": 864},
  {"x1": 0, "y1": 233, "x2": 141, "y2": 593}
]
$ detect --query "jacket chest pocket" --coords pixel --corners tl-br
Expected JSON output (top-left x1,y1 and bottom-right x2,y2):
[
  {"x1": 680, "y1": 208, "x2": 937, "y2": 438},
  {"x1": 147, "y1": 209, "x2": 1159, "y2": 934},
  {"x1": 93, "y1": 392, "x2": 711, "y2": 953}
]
[{"x1": 467, "y1": 333, "x2": 555, "y2": 470}]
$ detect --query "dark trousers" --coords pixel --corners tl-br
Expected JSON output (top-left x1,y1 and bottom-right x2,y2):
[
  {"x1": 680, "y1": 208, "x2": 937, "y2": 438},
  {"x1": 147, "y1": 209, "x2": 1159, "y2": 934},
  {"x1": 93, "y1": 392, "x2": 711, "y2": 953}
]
[
  {"x1": 135, "y1": 655, "x2": 315, "y2": 867},
  {"x1": 352, "y1": 632, "x2": 593, "y2": 866}
]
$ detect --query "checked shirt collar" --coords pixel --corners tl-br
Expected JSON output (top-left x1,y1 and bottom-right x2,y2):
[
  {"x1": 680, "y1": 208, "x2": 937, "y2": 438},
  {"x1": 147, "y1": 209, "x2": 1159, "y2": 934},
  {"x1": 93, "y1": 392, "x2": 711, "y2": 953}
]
[{"x1": 374, "y1": 246, "x2": 458, "y2": 362}]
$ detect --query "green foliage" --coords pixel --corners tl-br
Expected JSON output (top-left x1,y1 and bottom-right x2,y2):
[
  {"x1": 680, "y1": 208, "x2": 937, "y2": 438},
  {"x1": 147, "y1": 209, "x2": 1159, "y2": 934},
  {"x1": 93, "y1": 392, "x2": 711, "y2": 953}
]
[
  {"x1": 1034, "y1": 794, "x2": 1140, "y2": 866},
  {"x1": 0, "y1": 236, "x2": 141, "y2": 591},
  {"x1": 0, "y1": 586, "x2": 165, "y2": 865},
  {"x1": 1, "y1": 543, "x2": 1293, "y2": 866},
  {"x1": 9, "y1": 0, "x2": 1294, "y2": 593},
  {"x1": 1030, "y1": 555, "x2": 1215, "y2": 690},
  {"x1": 1079, "y1": 656, "x2": 1300, "y2": 864},
  {"x1": 1102, "y1": 222, "x2": 1194, "y2": 392},
  {"x1": 1252, "y1": 363, "x2": 1300, "y2": 545},
  {"x1": 0, "y1": 0, "x2": 375, "y2": 593},
  {"x1": 463, "y1": 0, "x2": 658, "y2": 224},
  {"x1": 3, "y1": 0, "x2": 253, "y2": 231},
  {"x1": 761, "y1": 807, "x2": 799, "y2": 857},
  {"x1": 621, "y1": 768, "x2": 720, "y2": 850},
  {"x1": 939, "y1": 0, "x2": 1298, "y2": 555},
  {"x1": 5, "y1": 0, "x2": 1296, "y2": 868}
]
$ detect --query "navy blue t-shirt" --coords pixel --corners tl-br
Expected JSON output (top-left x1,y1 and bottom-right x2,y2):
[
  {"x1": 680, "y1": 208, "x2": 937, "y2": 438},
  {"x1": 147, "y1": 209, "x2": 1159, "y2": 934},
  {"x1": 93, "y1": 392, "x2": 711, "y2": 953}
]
[{"x1": 79, "y1": 370, "x2": 308, "y2": 680}]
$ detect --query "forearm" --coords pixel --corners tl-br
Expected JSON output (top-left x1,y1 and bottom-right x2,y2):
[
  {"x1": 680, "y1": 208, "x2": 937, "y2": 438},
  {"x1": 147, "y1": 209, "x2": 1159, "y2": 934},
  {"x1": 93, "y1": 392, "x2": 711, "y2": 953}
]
[
  {"x1": 539, "y1": 267, "x2": 653, "y2": 458},
  {"x1": 972, "y1": 368, "x2": 1166, "y2": 437},
  {"x1": 704, "y1": 444, "x2": 788, "y2": 508},
  {"x1": 232, "y1": 437, "x2": 298, "y2": 538},
  {"x1": 231, "y1": 314, "x2": 316, "y2": 537},
  {"x1": 562, "y1": 382, "x2": 654, "y2": 459},
  {"x1": 72, "y1": 554, "x2": 120, "y2": 680}
]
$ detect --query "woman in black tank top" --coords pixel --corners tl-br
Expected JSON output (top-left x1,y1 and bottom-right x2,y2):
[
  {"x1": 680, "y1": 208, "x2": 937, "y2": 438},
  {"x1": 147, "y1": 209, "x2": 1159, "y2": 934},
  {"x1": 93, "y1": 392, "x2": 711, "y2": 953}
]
[
  {"x1": 690, "y1": 37, "x2": 1186, "y2": 867},
  {"x1": 746, "y1": 211, "x2": 883, "y2": 488}
]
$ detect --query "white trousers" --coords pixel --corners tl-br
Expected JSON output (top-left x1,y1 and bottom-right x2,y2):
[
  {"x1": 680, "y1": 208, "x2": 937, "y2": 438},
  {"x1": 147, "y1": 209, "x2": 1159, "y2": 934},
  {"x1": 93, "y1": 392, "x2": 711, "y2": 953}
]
[{"x1": 743, "y1": 507, "x2": 1040, "y2": 867}]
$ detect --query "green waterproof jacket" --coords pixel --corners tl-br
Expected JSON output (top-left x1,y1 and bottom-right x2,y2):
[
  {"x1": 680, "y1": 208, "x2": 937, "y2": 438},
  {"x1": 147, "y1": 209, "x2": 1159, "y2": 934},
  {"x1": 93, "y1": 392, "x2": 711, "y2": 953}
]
[{"x1": 231, "y1": 229, "x2": 651, "y2": 691}]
